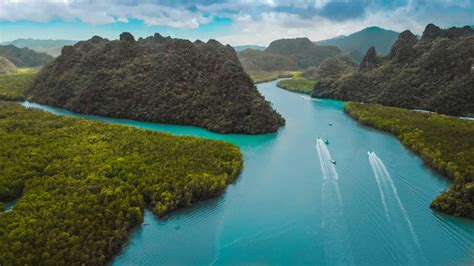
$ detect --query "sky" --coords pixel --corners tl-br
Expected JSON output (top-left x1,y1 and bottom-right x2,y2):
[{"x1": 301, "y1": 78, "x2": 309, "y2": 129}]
[{"x1": 0, "y1": 0, "x2": 472, "y2": 45}]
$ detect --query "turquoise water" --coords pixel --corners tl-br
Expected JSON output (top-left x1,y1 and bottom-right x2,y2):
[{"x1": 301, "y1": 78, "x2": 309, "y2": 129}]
[{"x1": 23, "y1": 80, "x2": 473, "y2": 265}]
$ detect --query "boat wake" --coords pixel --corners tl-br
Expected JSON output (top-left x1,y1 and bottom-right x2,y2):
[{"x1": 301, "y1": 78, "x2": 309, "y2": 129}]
[
  {"x1": 367, "y1": 152, "x2": 429, "y2": 266},
  {"x1": 301, "y1": 95, "x2": 320, "y2": 101},
  {"x1": 316, "y1": 138, "x2": 353, "y2": 265},
  {"x1": 368, "y1": 151, "x2": 421, "y2": 248}
]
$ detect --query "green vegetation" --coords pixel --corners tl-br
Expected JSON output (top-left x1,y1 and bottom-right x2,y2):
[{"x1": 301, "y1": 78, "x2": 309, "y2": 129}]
[
  {"x1": 27, "y1": 33, "x2": 284, "y2": 134},
  {"x1": 238, "y1": 38, "x2": 341, "y2": 74},
  {"x1": 0, "y1": 101, "x2": 243, "y2": 264},
  {"x1": 0, "y1": 44, "x2": 53, "y2": 67},
  {"x1": 345, "y1": 102, "x2": 473, "y2": 219},
  {"x1": 0, "y1": 68, "x2": 39, "y2": 101},
  {"x1": 247, "y1": 71, "x2": 300, "y2": 84},
  {"x1": 277, "y1": 77, "x2": 316, "y2": 94},
  {"x1": 312, "y1": 24, "x2": 474, "y2": 117},
  {"x1": 265, "y1": 38, "x2": 341, "y2": 69},
  {"x1": 275, "y1": 55, "x2": 357, "y2": 95},
  {"x1": 238, "y1": 49, "x2": 298, "y2": 72},
  {"x1": 303, "y1": 55, "x2": 357, "y2": 80}
]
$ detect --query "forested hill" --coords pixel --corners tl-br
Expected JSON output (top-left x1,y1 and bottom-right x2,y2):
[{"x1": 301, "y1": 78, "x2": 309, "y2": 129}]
[
  {"x1": 237, "y1": 37, "x2": 341, "y2": 72},
  {"x1": 0, "y1": 44, "x2": 54, "y2": 67},
  {"x1": 27, "y1": 32, "x2": 284, "y2": 134},
  {"x1": 265, "y1": 37, "x2": 341, "y2": 69},
  {"x1": 312, "y1": 24, "x2": 474, "y2": 117},
  {"x1": 316, "y1": 26, "x2": 400, "y2": 62},
  {"x1": 237, "y1": 49, "x2": 299, "y2": 71}
]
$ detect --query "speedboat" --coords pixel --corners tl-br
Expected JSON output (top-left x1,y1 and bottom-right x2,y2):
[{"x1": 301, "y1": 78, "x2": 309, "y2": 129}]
[
  {"x1": 330, "y1": 159, "x2": 336, "y2": 164},
  {"x1": 325, "y1": 139, "x2": 329, "y2": 144}
]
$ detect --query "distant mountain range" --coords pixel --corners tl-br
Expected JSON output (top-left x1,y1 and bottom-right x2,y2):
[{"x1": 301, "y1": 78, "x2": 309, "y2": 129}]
[
  {"x1": 0, "y1": 45, "x2": 54, "y2": 67},
  {"x1": 233, "y1": 45, "x2": 266, "y2": 52},
  {"x1": 1, "y1": 38, "x2": 77, "y2": 57},
  {"x1": 315, "y1": 26, "x2": 400, "y2": 62}
]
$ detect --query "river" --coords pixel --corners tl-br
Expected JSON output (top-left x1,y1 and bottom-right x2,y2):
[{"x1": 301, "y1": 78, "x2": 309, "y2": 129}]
[{"x1": 23, "y1": 80, "x2": 474, "y2": 265}]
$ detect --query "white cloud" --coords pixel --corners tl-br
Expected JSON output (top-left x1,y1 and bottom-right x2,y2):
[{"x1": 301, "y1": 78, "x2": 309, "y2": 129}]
[
  {"x1": 0, "y1": 0, "x2": 212, "y2": 29},
  {"x1": 0, "y1": 0, "x2": 471, "y2": 44},
  {"x1": 216, "y1": 0, "x2": 473, "y2": 46}
]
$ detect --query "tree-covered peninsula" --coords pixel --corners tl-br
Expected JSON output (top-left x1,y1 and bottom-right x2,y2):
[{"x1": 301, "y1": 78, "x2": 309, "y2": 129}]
[
  {"x1": 312, "y1": 24, "x2": 474, "y2": 117},
  {"x1": 345, "y1": 102, "x2": 473, "y2": 219},
  {"x1": 27, "y1": 33, "x2": 284, "y2": 134},
  {"x1": 0, "y1": 101, "x2": 243, "y2": 264}
]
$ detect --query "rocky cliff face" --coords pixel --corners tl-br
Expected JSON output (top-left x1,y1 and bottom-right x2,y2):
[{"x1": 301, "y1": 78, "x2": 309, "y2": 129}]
[
  {"x1": 311, "y1": 24, "x2": 474, "y2": 117},
  {"x1": 359, "y1": 46, "x2": 379, "y2": 70},
  {"x1": 388, "y1": 30, "x2": 418, "y2": 64},
  {"x1": 421, "y1": 23, "x2": 473, "y2": 42},
  {"x1": 27, "y1": 33, "x2": 285, "y2": 134}
]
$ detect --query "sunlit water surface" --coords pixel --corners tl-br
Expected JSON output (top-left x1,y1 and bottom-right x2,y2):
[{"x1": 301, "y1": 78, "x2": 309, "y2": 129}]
[{"x1": 23, "y1": 80, "x2": 474, "y2": 265}]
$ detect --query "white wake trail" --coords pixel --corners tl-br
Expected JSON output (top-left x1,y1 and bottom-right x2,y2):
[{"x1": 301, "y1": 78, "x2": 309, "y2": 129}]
[
  {"x1": 316, "y1": 138, "x2": 353, "y2": 265},
  {"x1": 316, "y1": 138, "x2": 338, "y2": 181},
  {"x1": 368, "y1": 152, "x2": 421, "y2": 249},
  {"x1": 368, "y1": 152, "x2": 390, "y2": 221}
]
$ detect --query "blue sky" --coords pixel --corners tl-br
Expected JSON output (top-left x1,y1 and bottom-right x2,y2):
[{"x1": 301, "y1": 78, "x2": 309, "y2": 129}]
[{"x1": 0, "y1": 0, "x2": 472, "y2": 45}]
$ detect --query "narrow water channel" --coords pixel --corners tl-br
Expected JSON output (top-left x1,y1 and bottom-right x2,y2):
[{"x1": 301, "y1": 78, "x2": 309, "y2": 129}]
[{"x1": 23, "y1": 80, "x2": 474, "y2": 265}]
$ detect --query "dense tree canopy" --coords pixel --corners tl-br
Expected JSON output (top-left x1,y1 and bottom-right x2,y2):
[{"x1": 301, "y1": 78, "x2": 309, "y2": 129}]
[
  {"x1": 312, "y1": 24, "x2": 474, "y2": 117},
  {"x1": 27, "y1": 32, "x2": 284, "y2": 134},
  {"x1": 0, "y1": 68, "x2": 38, "y2": 101},
  {"x1": 345, "y1": 102, "x2": 473, "y2": 219},
  {"x1": 0, "y1": 101, "x2": 243, "y2": 264}
]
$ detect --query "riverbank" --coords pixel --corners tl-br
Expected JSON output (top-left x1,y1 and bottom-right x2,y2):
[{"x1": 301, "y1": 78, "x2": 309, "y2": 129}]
[
  {"x1": 276, "y1": 77, "x2": 316, "y2": 94},
  {"x1": 344, "y1": 102, "x2": 474, "y2": 219},
  {"x1": 4, "y1": 81, "x2": 473, "y2": 265},
  {"x1": 247, "y1": 71, "x2": 300, "y2": 84}
]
